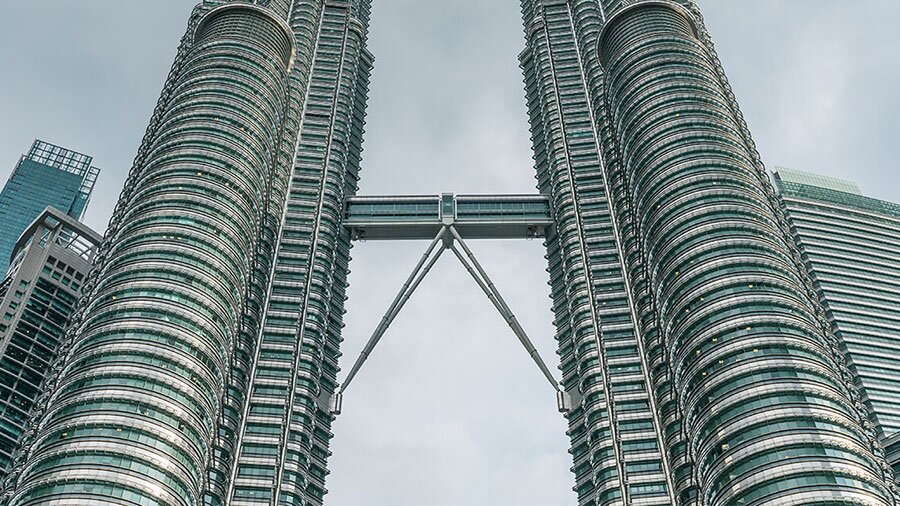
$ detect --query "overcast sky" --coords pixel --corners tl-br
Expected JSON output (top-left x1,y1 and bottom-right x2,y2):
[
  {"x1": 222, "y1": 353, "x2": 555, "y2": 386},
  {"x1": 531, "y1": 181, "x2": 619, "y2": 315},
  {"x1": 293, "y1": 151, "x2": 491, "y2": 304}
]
[{"x1": 1, "y1": 2, "x2": 898, "y2": 505}]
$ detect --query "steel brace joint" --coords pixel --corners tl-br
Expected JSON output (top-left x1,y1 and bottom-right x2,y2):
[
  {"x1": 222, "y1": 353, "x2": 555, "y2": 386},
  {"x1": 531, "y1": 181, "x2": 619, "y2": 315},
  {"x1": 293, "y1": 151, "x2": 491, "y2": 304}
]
[{"x1": 331, "y1": 225, "x2": 571, "y2": 416}]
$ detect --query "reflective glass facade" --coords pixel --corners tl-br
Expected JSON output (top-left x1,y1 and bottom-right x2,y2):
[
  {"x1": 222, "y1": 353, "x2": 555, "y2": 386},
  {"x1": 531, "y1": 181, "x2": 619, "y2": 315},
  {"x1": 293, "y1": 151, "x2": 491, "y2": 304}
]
[
  {"x1": 1, "y1": 1, "x2": 898, "y2": 506},
  {"x1": 0, "y1": 141, "x2": 99, "y2": 273},
  {"x1": 2, "y1": 2, "x2": 372, "y2": 506},
  {"x1": 775, "y1": 168, "x2": 900, "y2": 484},
  {"x1": 522, "y1": 1, "x2": 895, "y2": 504},
  {"x1": 0, "y1": 207, "x2": 101, "y2": 479}
]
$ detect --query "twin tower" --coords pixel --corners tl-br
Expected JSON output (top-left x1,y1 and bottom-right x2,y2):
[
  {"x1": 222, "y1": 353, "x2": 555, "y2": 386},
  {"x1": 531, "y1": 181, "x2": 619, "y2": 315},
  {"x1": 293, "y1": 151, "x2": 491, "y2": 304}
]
[{"x1": 1, "y1": 1, "x2": 897, "y2": 505}]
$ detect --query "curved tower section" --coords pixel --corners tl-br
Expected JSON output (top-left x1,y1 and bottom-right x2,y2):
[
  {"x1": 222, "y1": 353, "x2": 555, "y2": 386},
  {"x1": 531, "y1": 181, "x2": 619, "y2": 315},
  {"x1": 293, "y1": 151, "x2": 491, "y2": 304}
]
[
  {"x1": 597, "y1": 2, "x2": 894, "y2": 505},
  {"x1": 1, "y1": 1, "x2": 896, "y2": 505},
  {"x1": 5, "y1": 5, "x2": 296, "y2": 506}
]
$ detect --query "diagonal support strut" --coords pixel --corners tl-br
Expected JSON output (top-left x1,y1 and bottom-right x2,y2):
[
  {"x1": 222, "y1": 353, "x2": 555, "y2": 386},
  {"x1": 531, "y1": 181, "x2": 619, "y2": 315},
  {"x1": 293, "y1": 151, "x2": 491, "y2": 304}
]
[
  {"x1": 331, "y1": 225, "x2": 570, "y2": 416},
  {"x1": 333, "y1": 226, "x2": 448, "y2": 414},
  {"x1": 447, "y1": 227, "x2": 568, "y2": 412}
]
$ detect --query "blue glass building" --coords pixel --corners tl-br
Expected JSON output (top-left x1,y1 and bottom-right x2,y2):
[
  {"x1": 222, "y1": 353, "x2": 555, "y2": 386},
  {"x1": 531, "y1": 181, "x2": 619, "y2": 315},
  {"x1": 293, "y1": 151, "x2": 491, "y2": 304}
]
[{"x1": 0, "y1": 140, "x2": 99, "y2": 273}]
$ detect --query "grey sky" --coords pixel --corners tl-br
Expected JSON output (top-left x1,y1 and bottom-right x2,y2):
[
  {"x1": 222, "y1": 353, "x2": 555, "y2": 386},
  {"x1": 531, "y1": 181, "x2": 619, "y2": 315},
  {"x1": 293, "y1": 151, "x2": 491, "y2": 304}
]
[{"x1": 1, "y1": 1, "x2": 898, "y2": 505}]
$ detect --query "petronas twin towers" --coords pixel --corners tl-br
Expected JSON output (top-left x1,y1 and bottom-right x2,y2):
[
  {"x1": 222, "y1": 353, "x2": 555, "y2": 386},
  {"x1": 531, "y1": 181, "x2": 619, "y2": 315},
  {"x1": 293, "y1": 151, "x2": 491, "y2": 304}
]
[{"x1": 1, "y1": 1, "x2": 897, "y2": 505}]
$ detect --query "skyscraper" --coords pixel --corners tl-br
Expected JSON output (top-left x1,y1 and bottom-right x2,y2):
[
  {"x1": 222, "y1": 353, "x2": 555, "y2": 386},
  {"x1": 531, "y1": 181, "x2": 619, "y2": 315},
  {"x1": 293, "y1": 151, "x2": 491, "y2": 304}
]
[
  {"x1": 4, "y1": 3, "x2": 371, "y2": 505},
  {"x1": 1, "y1": 1, "x2": 896, "y2": 506},
  {"x1": 0, "y1": 207, "x2": 101, "y2": 478},
  {"x1": 775, "y1": 167, "x2": 900, "y2": 482},
  {"x1": 0, "y1": 140, "x2": 99, "y2": 273},
  {"x1": 519, "y1": 2, "x2": 894, "y2": 504}
]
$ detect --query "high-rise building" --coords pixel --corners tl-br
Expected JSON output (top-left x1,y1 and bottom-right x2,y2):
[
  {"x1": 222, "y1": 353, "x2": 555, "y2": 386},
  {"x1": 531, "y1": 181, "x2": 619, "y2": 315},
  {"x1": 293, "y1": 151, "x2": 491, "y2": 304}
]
[
  {"x1": 1, "y1": 1, "x2": 897, "y2": 506},
  {"x1": 0, "y1": 206, "x2": 101, "y2": 477},
  {"x1": 517, "y1": 2, "x2": 894, "y2": 504},
  {"x1": 0, "y1": 140, "x2": 99, "y2": 273},
  {"x1": 775, "y1": 167, "x2": 900, "y2": 481}
]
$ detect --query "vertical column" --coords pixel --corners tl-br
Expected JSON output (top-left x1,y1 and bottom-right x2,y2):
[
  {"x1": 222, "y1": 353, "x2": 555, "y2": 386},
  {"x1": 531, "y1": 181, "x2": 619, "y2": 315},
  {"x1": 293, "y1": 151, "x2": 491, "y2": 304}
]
[
  {"x1": 598, "y1": 2, "x2": 893, "y2": 505},
  {"x1": 5, "y1": 6, "x2": 296, "y2": 506}
]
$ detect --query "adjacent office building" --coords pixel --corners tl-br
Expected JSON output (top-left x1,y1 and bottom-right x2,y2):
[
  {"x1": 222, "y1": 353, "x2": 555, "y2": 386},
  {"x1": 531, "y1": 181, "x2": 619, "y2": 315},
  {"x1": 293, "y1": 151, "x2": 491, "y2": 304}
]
[
  {"x1": 0, "y1": 140, "x2": 99, "y2": 273},
  {"x1": 1, "y1": 1, "x2": 897, "y2": 506},
  {"x1": 0, "y1": 207, "x2": 101, "y2": 477},
  {"x1": 775, "y1": 167, "x2": 900, "y2": 480}
]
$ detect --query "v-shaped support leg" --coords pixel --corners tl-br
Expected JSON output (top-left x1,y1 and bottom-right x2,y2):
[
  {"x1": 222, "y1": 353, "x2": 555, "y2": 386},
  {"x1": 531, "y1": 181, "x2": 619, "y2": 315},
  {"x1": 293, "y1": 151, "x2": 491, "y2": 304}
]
[
  {"x1": 332, "y1": 225, "x2": 570, "y2": 416},
  {"x1": 446, "y1": 227, "x2": 570, "y2": 413},
  {"x1": 332, "y1": 226, "x2": 448, "y2": 414}
]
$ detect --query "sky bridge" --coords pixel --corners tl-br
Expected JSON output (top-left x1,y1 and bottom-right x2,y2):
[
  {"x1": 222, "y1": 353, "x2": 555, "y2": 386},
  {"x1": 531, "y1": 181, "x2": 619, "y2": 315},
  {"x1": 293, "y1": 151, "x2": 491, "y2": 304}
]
[
  {"x1": 344, "y1": 193, "x2": 553, "y2": 241},
  {"x1": 335, "y1": 192, "x2": 569, "y2": 416}
]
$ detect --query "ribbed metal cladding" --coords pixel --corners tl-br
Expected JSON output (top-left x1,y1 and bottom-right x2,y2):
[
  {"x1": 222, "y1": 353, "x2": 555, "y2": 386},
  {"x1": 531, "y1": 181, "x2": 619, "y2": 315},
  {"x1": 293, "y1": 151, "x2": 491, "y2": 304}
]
[
  {"x1": 5, "y1": 5, "x2": 296, "y2": 506},
  {"x1": 598, "y1": 2, "x2": 893, "y2": 505},
  {"x1": 775, "y1": 169, "x2": 900, "y2": 488},
  {"x1": 199, "y1": 3, "x2": 331, "y2": 504},
  {"x1": 227, "y1": 2, "x2": 373, "y2": 504},
  {"x1": 593, "y1": 6, "x2": 703, "y2": 505},
  {"x1": 519, "y1": 1, "x2": 676, "y2": 504}
]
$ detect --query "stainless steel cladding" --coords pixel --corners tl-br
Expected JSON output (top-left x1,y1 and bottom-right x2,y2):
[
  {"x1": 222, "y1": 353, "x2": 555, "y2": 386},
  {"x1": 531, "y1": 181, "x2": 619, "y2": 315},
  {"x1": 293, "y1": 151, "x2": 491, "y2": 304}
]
[
  {"x1": 6, "y1": 5, "x2": 296, "y2": 505},
  {"x1": 2, "y1": 1, "x2": 897, "y2": 505},
  {"x1": 598, "y1": 2, "x2": 894, "y2": 505}
]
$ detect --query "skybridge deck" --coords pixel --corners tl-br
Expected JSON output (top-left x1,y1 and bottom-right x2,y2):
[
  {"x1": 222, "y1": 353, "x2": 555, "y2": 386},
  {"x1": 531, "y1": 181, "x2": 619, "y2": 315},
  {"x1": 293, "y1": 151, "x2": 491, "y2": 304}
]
[{"x1": 344, "y1": 193, "x2": 553, "y2": 240}]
